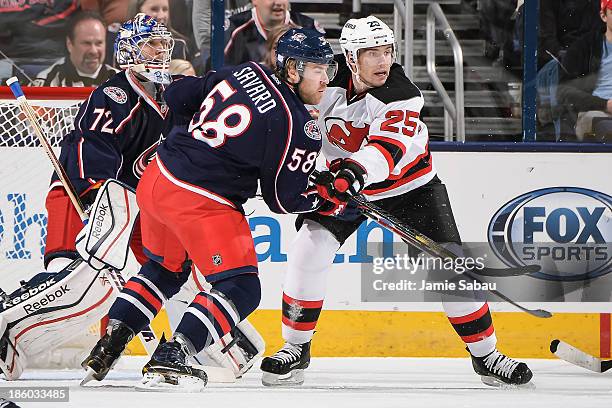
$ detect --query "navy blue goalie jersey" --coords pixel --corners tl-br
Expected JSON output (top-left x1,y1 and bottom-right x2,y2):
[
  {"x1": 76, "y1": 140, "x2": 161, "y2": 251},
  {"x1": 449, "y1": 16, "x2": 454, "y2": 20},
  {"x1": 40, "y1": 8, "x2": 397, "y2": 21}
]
[
  {"x1": 157, "y1": 62, "x2": 323, "y2": 214},
  {"x1": 52, "y1": 71, "x2": 175, "y2": 196}
]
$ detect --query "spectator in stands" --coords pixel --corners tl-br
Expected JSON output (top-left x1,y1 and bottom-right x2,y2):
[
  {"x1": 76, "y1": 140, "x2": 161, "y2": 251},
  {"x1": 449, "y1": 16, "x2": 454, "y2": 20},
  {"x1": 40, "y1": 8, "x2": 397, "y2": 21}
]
[
  {"x1": 539, "y1": 0, "x2": 601, "y2": 68},
  {"x1": 221, "y1": 0, "x2": 324, "y2": 67},
  {"x1": 557, "y1": 0, "x2": 612, "y2": 141},
  {"x1": 81, "y1": 0, "x2": 130, "y2": 26},
  {"x1": 30, "y1": 11, "x2": 118, "y2": 87},
  {"x1": 193, "y1": 0, "x2": 251, "y2": 64},
  {"x1": 127, "y1": 0, "x2": 196, "y2": 62},
  {"x1": 0, "y1": 0, "x2": 79, "y2": 62},
  {"x1": 169, "y1": 58, "x2": 196, "y2": 75},
  {"x1": 479, "y1": 0, "x2": 518, "y2": 62}
]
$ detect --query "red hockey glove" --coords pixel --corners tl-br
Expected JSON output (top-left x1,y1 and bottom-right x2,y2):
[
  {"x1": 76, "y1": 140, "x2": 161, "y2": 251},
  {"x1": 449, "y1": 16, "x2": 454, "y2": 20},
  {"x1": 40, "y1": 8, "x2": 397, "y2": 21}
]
[{"x1": 325, "y1": 159, "x2": 367, "y2": 201}]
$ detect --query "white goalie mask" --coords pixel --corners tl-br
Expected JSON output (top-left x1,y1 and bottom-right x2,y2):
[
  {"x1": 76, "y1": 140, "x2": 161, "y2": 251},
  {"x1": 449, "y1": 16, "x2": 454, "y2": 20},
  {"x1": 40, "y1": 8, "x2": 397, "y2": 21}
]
[{"x1": 339, "y1": 16, "x2": 396, "y2": 79}]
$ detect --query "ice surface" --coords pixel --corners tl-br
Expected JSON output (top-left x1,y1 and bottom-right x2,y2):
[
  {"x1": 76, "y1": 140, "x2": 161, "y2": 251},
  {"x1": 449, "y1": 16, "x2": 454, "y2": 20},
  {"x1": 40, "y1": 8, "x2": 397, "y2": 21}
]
[{"x1": 2, "y1": 357, "x2": 611, "y2": 408}]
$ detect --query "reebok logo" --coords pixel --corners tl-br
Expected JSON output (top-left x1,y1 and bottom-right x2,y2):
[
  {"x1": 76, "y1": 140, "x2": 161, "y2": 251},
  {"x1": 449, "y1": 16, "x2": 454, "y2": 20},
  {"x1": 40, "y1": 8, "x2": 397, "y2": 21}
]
[
  {"x1": 2, "y1": 278, "x2": 57, "y2": 310},
  {"x1": 91, "y1": 203, "x2": 109, "y2": 239},
  {"x1": 22, "y1": 285, "x2": 70, "y2": 314}
]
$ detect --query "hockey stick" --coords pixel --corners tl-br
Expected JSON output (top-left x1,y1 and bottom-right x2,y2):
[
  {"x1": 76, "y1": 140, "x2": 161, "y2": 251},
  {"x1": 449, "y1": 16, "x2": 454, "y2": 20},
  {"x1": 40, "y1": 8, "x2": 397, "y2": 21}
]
[
  {"x1": 550, "y1": 339, "x2": 612, "y2": 373},
  {"x1": 310, "y1": 171, "x2": 551, "y2": 318},
  {"x1": 5, "y1": 77, "x2": 160, "y2": 364},
  {"x1": 352, "y1": 194, "x2": 551, "y2": 318}
]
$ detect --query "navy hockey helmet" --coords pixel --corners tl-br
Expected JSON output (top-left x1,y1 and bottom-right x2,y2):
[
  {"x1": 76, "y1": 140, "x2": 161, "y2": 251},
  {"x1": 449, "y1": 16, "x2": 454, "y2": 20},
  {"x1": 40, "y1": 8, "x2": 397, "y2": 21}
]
[{"x1": 275, "y1": 28, "x2": 337, "y2": 82}]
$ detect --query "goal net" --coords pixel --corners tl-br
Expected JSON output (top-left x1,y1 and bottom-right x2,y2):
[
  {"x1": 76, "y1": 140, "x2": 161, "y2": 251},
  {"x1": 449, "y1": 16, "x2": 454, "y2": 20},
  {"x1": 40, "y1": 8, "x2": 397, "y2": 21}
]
[{"x1": 0, "y1": 86, "x2": 100, "y2": 368}]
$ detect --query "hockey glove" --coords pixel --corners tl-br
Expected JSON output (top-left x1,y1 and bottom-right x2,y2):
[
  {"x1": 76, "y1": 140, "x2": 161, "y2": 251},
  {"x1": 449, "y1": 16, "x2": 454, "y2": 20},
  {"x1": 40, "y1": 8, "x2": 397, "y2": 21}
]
[
  {"x1": 313, "y1": 160, "x2": 367, "y2": 216},
  {"x1": 316, "y1": 159, "x2": 367, "y2": 202}
]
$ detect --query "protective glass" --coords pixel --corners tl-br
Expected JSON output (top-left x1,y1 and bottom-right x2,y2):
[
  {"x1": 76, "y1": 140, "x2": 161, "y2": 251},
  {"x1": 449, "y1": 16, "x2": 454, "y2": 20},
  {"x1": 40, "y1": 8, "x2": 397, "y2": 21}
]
[{"x1": 298, "y1": 60, "x2": 339, "y2": 83}]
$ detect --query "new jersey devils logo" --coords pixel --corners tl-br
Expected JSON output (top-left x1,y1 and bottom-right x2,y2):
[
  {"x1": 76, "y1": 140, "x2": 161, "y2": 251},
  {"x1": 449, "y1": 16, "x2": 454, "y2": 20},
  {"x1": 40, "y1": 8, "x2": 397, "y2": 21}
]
[{"x1": 324, "y1": 117, "x2": 369, "y2": 153}]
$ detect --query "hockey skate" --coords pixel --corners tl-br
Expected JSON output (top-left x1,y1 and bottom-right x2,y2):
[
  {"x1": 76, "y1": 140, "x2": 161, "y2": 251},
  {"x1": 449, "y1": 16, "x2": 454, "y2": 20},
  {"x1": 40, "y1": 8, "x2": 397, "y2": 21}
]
[
  {"x1": 139, "y1": 335, "x2": 208, "y2": 392},
  {"x1": 260, "y1": 341, "x2": 310, "y2": 386},
  {"x1": 470, "y1": 348, "x2": 533, "y2": 388},
  {"x1": 80, "y1": 320, "x2": 134, "y2": 385}
]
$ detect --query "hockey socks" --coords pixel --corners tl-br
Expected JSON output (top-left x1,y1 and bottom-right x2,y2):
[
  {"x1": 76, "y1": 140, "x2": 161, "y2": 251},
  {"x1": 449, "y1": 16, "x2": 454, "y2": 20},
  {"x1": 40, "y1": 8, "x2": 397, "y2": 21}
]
[
  {"x1": 447, "y1": 303, "x2": 497, "y2": 357},
  {"x1": 281, "y1": 293, "x2": 323, "y2": 344},
  {"x1": 108, "y1": 260, "x2": 190, "y2": 333},
  {"x1": 174, "y1": 273, "x2": 261, "y2": 353}
]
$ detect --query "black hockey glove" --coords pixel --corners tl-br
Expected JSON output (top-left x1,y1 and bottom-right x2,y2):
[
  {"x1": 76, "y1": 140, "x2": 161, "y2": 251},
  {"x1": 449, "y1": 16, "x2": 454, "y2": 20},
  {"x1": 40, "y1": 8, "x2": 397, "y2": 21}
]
[{"x1": 320, "y1": 159, "x2": 367, "y2": 200}]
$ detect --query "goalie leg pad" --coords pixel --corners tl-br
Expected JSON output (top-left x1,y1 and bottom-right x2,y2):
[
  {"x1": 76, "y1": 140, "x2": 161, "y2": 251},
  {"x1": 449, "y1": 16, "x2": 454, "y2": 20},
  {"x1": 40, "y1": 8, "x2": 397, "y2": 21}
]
[
  {"x1": 174, "y1": 274, "x2": 261, "y2": 353},
  {"x1": 0, "y1": 259, "x2": 116, "y2": 380},
  {"x1": 202, "y1": 319, "x2": 265, "y2": 377},
  {"x1": 76, "y1": 179, "x2": 140, "y2": 271}
]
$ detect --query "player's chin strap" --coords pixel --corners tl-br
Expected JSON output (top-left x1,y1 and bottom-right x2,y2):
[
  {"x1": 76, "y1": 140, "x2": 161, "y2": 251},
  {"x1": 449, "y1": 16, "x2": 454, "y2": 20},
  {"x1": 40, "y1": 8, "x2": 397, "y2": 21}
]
[
  {"x1": 281, "y1": 58, "x2": 306, "y2": 102},
  {"x1": 345, "y1": 51, "x2": 367, "y2": 90}
]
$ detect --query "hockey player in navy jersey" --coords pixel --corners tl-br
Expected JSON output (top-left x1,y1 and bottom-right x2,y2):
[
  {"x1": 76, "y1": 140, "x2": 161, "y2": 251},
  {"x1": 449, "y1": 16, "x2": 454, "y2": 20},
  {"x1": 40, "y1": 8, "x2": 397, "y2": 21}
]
[
  {"x1": 80, "y1": 28, "x2": 337, "y2": 389},
  {"x1": 261, "y1": 16, "x2": 533, "y2": 387}
]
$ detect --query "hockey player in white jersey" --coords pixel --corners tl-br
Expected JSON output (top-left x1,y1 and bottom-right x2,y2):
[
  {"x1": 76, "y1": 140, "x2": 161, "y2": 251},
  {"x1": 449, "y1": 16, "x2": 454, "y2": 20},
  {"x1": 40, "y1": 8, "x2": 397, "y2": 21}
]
[{"x1": 261, "y1": 16, "x2": 533, "y2": 387}]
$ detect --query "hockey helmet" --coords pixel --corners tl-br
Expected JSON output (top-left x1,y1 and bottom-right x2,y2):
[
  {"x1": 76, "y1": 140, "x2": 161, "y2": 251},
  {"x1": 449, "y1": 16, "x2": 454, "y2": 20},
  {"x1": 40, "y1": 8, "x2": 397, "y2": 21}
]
[
  {"x1": 275, "y1": 28, "x2": 337, "y2": 82},
  {"x1": 115, "y1": 13, "x2": 175, "y2": 84},
  {"x1": 339, "y1": 16, "x2": 396, "y2": 65}
]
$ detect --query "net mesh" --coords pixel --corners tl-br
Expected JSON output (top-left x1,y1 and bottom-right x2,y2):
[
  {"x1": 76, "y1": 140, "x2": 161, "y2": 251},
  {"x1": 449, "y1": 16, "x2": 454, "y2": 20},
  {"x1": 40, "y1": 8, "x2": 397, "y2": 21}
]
[{"x1": 0, "y1": 98, "x2": 82, "y2": 147}]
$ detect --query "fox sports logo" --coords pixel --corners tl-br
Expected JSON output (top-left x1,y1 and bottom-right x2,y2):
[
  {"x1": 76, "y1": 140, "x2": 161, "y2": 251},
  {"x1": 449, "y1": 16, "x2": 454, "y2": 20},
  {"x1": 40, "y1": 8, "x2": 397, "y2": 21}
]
[{"x1": 488, "y1": 187, "x2": 611, "y2": 281}]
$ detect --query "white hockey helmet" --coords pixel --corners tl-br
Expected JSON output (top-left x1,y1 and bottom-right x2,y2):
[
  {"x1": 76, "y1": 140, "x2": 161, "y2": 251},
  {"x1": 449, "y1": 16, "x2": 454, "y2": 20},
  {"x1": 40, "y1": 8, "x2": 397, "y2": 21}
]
[{"x1": 339, "y1": 16, "x2": 396, "y2": 66}]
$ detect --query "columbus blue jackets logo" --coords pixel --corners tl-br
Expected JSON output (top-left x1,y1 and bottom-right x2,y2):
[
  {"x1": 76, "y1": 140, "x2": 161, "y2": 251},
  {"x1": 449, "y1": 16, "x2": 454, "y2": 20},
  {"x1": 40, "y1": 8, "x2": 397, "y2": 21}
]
[
  {"x1": 132, "y1": 141, "x2": 159, "y2": 178},
  {"x1": 103, "y1": 87, "x2": 128, "y2": 104},
  {"x1": 304, "y1": 120, "x2": 321, "y2": 140},
  {"x1": 488, "y1": 187, "x2": 612, "y2": 281},
  {"x1": 291, "y1": 33, "x2": 307, "y2": 42}
]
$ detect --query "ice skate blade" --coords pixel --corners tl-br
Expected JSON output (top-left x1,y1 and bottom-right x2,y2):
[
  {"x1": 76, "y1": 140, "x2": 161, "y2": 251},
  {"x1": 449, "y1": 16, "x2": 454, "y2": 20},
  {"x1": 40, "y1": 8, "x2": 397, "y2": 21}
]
[
  {"x1": 480, "y1": 375, "x2": 536, "y2": 390},
  {"x1": 136, "y1": 372, "x2": 206, "y2": 392},
  {"x1": 261, "y1": 369, "x2": 305, "y2": 387},
  {"x1": 80, "y1": 367, "x2": 97, "y2": 386}
]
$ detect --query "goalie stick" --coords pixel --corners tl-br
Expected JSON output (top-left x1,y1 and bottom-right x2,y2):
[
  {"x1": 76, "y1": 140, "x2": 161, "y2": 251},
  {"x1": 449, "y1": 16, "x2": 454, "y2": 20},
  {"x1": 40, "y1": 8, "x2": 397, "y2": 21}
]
[
  {"x1": 5, "y1": 77, "x2": 160, "y2": 371},
  {"x1": 550, "y1": 339, "x2": 612, "y2": 373},
  {"x1": 310, "y1": 171, "x2": 551, "y2": 318}
]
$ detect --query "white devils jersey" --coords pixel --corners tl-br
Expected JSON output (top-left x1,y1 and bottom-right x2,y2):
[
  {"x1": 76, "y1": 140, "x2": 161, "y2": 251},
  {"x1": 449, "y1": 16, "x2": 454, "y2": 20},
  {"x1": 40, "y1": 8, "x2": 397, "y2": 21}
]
[{"x1": 316, "y1": 55, "x2": 435, "y2": 200}]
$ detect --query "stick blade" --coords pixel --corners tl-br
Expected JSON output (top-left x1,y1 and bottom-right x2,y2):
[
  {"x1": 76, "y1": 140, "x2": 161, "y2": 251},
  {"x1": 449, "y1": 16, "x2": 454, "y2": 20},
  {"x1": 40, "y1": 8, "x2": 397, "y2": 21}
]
[
  {"x1": 529, "y1": 309, "x2": 553, "y2": 318},
  {"x1": 550, "y1": 339, "x2": 603, "y2": 372},
  {"x1": 475, "y1": 264, "x2": 541, "y2": 277}
]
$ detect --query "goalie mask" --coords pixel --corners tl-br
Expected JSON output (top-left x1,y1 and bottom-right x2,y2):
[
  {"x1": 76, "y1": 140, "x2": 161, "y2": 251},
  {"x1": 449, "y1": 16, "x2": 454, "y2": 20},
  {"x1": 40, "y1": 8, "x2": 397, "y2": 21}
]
[
  {"x1": 339, "y1": 16, "x2": 396, "y2": 81},
  {"x1": 115, "y1": 13, "x2": 175, "y2": 84}
]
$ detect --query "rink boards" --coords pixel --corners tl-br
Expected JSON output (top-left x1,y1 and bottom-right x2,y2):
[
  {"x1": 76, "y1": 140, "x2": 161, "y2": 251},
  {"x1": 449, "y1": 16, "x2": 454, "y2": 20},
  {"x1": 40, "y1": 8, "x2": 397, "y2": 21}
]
[{"x1": 0, "y1": 149, "x2": 610, "y2": 358}]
